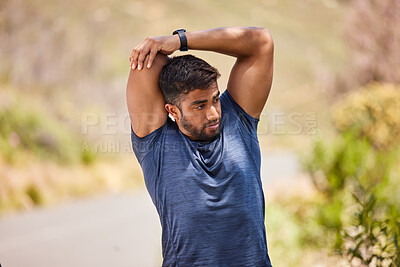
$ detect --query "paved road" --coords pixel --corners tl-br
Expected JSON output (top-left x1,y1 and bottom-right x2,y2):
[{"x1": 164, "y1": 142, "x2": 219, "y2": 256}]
[
  {"x1": 0, "y1": 150, "x2": 300, "y2": 267},
  {"x1": 0, "y1": 191, "x2": 162, "y2": 267}
]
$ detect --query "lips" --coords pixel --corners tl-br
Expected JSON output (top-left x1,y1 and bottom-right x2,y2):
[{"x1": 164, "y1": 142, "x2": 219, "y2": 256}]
[{"x1": 206, "y1": 121, "x2": 220, "y2": 130}]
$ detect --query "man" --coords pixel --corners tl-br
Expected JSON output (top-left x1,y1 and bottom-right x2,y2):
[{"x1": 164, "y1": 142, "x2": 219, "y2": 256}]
[{"x1": 127, "y1": 27, "x2": 274, "y2": 266}]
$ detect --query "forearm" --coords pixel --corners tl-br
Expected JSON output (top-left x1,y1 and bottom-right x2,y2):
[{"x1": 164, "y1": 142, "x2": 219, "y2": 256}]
[
  {"x1": 186, "y1": 27, "x2": 273, "y2": 58},
  {"x1": 129, "y1": 26, "x2": 273, "y2": 70}
]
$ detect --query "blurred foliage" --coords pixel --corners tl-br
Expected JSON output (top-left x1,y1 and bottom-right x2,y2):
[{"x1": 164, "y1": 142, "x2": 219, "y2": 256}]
[
  {"x1": 265, "y1": 197, "x2": 347, "y2": 266},
  {"x1": 304, "y1": 83, "x2": 400, "y2": 266},
  {"x1": 346, "y1": 0, "x2": 400, "y2": 85},
  {"x1": 0, "y1": 156, "x2": 143, "y2": 215},
  {"x1": 332, "y1": 0, "x2": 400, "y2": 95},
  {"x1": 342, "y1": 189, "x2": 400, "y2": 267},
  {"x1": 0, "y1": 0, "x2": 114, "y2": 89},
  {"x1": 0, "y1": 91, "x2": 96, "y2": 165},
  {"x1": 265, "y1": 202, "x2": 303, "y2": 266},
  {"x1": 332, "y1": 83, "x2": 400, "y2": 150}
]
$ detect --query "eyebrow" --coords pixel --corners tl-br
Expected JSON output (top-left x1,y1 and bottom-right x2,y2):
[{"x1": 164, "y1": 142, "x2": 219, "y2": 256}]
[{"x1": 190, "y1": 91, "x2": 220, "y2": 106}]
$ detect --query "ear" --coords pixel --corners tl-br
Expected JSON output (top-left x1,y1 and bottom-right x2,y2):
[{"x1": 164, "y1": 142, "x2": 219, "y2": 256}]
[{"x1": 165, "y1": 104, "x2": 181, "y2": 121}]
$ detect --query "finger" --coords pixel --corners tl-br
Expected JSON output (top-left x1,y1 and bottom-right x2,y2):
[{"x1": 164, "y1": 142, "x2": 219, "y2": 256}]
[
  {"x1": 132, "y1": 43, "x2": 145, "y2": 70},
  {"x1": 129, "y1": 47, "x2": 136, "y2": 69},
  {"x1": 147, "y1": 48, "x2": 157, "y2": 69},
  {"x1": 130, "y1": 45, "x2": 142, "y2": 70},
  {"x1": 144, "y1": 54, "x2": 150, "y2": 69},
  {"x1": 129, "y1": 50, "x2": 136, "y2": 69},
  {"x1": 137, "y1": 43, "x2": 150, "y2": 71}
]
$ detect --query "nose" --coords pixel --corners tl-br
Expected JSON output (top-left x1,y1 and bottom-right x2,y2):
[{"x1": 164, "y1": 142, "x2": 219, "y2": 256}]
[{"x1": 206, "y1": 106, "x2": 219, "y2": 121}]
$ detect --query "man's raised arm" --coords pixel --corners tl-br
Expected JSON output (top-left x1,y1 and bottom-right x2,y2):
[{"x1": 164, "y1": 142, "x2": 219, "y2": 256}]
[
  {"x1": 127, "y1": 27, "x2": 274, "y2": 129},
  {"x1": 184, "y1": 27, "x2": 274, "y2": 118},
  {"x1": 128, "y1": 27, "x2": 274, "y2": 128},
  {"x1": 126, "y1": 53, "x2": 169, "y2": 137}
]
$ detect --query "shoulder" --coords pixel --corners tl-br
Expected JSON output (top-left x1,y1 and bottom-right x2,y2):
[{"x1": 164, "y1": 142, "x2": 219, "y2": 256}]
[
  {"x1": 130, "y1": 117, "x2": 178, "y2": 163},
  {"x1": 221, "y1": 90, "x2": 259, "y2": 137}
]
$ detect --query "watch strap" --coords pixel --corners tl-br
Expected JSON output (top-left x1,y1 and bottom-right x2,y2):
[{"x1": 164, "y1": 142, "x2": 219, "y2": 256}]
[{"x1": 172, "y1": 29, "x2": 188, "y2": 51}]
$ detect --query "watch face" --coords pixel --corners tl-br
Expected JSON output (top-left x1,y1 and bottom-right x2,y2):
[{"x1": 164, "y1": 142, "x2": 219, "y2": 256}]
[{"x1": 173, "y1": 29, "x2": 186, "y2": 35}]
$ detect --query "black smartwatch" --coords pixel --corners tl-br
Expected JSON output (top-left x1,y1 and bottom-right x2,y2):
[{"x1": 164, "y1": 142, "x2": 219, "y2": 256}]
[{"x1": 172, "y1": 29, "x2": 188, "y2": 51}]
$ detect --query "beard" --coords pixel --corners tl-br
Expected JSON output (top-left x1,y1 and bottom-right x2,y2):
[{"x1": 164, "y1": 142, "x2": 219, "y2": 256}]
[{"x1": 180, "y1": 114, "x2": 221, "y2": 142}]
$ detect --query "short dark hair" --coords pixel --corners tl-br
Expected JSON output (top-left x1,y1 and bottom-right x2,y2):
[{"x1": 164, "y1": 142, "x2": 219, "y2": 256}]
[{"x1": 159, "y1": 55, "x2": 220, "y2": 107}]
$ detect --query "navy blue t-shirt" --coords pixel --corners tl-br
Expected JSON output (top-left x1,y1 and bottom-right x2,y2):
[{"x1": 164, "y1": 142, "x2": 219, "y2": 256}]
[{"x1": 131, "y1": 90, "x2": 272, "y2": 267}]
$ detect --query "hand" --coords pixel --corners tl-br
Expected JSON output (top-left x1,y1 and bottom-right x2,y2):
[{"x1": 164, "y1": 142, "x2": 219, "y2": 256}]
[{"x1": 129, "y1": 35, "x2": 180, "y2": 70}]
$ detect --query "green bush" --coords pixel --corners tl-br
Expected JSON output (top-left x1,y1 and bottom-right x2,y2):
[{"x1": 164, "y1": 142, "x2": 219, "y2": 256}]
[
  {"x1": 304, "y1": 83, "x2": 400, "y2": 266},
  {"x1": 332, "y1": 83, "x2": 400, "y2": 150},
  {"x1": 0, "y1": 101, "x2": 96, "y2": 165}
]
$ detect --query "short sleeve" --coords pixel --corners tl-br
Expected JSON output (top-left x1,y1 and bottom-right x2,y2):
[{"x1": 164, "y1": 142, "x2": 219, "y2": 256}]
[
  {"x1": 130, "y1": 121, "x2": 167, "y2": 164},
  {"x1": 220, "y1": 90, "x2": 259, "y2": 138}
]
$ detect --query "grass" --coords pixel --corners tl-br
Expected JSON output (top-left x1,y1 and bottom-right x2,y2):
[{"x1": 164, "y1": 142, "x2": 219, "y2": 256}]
[
  {"x1": 0, "y1": 87, "x2": 96, "y2": 165},
  {"x1": 0, "y1": 154, "x2": 143, "y2": 216},
  {"x1": 0, "y1": 87, "x2": 139, "y2": 215}
]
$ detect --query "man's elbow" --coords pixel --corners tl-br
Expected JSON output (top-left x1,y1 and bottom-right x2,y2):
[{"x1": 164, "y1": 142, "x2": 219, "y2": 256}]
[
  {"x1": 255, "y1": 28, "x2": 274, "y2": 55},
  {"x1": 248, "y1": 27, "x2": 274, "y2": 56}
]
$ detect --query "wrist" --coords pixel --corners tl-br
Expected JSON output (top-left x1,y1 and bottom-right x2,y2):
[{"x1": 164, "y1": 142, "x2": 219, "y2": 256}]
[
  {"x1": 172, "y1": 29, "x2": 188, "y2": 51},
  {"x1": 172, "y1": 34, "x2": 181, "y2": 52}
]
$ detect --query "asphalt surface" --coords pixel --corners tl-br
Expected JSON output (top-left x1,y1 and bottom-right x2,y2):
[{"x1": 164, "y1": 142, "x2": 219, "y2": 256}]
[
  {"x1": 0, "y1": 191, "x2": 161, "y2": 267},
  {"x1": 0, "y1": 150, "x2": 299, "y2": 267}
]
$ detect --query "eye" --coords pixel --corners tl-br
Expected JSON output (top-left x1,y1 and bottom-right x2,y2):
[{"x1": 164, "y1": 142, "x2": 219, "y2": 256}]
[
  {"x1": 195, "y1": 104, "x2": 205, "y2": 110},
  {"x1": 213, "y1": 97, "x2": 220, "y2": 103}
]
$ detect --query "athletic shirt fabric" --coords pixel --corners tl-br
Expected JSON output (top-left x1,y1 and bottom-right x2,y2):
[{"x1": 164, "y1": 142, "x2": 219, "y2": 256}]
[{"x1": 131, "y1": 90, "x2": 272, "y2": 267}]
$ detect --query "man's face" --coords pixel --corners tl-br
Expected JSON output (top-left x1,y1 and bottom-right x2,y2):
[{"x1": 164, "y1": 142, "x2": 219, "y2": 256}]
[{"x1": 168, "y1": 83, "x2": 221, "y2": 141}]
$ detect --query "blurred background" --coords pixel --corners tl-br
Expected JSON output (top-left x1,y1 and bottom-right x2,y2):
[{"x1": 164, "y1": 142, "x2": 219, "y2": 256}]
[{"x1": 0, "y1": 0, "x2": 399, "y2": 266}]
